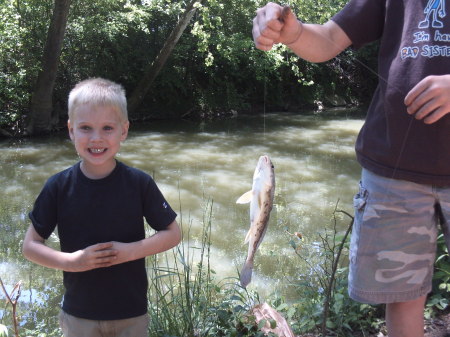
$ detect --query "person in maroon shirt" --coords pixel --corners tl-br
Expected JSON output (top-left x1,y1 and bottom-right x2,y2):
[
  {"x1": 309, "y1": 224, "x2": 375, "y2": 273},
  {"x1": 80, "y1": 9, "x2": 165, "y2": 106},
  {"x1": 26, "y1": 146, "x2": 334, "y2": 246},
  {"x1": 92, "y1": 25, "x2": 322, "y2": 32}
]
[{"x1": 253, "y1": 1, "x2": 450, "y2": 337}]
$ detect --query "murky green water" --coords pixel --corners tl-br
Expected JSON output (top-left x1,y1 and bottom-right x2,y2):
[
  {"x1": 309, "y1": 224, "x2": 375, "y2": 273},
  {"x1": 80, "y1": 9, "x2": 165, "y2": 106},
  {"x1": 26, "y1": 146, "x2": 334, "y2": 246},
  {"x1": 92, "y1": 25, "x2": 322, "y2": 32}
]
[{"x1": 0, "y1": 111, "x2": 364, "y2": 324}]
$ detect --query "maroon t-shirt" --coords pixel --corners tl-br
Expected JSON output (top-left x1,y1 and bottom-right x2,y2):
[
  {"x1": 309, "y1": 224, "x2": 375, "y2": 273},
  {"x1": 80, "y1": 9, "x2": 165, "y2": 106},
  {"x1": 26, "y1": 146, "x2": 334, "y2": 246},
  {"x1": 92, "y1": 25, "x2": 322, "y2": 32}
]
[{"x1": 333, "y1": 0, "x2": 450, "y2": 185}]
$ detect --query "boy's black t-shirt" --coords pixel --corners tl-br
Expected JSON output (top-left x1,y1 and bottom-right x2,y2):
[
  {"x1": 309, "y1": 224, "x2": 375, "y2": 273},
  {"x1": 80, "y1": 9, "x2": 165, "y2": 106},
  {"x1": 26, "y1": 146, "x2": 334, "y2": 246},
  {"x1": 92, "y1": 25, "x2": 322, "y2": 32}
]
[
  {"x1": 333, "y1": 0, "x2": 450, "y2": 185},
  {"x1": 29, "y1": 161, "x2": 177, "y2": 320}
]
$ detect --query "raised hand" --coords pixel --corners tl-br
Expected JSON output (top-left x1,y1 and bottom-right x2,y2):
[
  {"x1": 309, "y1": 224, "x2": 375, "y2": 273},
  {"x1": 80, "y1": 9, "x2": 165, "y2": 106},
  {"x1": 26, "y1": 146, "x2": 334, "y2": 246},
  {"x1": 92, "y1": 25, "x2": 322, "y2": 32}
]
[{"x1": 252, "y1": 2, "x2": 302, "y2": 51}]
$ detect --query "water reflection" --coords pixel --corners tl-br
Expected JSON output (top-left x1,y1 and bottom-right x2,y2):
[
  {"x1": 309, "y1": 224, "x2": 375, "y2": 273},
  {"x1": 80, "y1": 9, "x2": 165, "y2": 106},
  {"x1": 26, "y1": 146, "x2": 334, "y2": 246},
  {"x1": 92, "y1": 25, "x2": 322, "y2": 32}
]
[{"x1": 0, "y1": 111, "x2": 364, "y2": 308}]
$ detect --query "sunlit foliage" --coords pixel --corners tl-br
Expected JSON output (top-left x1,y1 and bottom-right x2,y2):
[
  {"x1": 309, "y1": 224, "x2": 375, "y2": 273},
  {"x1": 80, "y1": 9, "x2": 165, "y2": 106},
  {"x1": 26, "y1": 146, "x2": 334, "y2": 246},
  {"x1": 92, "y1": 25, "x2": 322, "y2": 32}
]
[{"x1": 0, "y1": 0, "x2": 378, "y2": 134}]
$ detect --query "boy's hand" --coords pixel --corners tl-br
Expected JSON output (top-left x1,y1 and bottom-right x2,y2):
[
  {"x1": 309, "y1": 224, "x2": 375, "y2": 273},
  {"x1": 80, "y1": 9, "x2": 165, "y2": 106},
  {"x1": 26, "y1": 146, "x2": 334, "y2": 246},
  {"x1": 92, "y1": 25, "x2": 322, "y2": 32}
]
[
  {"x1": 405, "y1": 75, "x2": 450, "y2": 124},
  {"x1": 69, "y1": 242, "x2": 117, "y2": 272},
  {"x1": 106, "y1": 241, "x2": 134, "y2": 266},
  {"x1": 253, "y1": 2, "x2": 302, "y2": 51},
  {"x1": 104, "y1": 221, "x2": 182, "y2": 266}
]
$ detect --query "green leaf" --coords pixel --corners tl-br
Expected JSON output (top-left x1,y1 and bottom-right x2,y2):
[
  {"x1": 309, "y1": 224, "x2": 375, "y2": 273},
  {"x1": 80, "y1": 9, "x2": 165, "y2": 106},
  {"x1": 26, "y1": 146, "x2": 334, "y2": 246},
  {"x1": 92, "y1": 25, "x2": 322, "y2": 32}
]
[
  {"x1": 326, "y1": 319, "x2": 336, "y2": 329},
  {"x1": 258, "y1": 319, "x2": 267, "y2": 330},
  {"x1": 269, "y1": 319, "x2": 277, "y2": 329},
  {"x1": 276, "y1": 303, "x2": 288, "y2": 311}
]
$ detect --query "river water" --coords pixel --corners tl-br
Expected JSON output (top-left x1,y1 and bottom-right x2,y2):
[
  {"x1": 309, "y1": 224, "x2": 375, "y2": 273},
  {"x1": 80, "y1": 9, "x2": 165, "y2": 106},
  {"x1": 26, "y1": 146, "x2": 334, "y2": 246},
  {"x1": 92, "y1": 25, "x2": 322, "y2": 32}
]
[{"x1": 0, "y1": 111, "x2": 364, "y2": 324}]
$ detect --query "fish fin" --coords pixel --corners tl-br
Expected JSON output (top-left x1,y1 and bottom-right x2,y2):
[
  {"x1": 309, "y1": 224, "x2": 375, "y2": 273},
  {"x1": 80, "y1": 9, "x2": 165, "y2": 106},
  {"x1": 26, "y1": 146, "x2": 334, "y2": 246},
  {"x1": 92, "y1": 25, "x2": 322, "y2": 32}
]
[
  {"x1": 236, "y1": 190, "x2": 253, "y2": 204},
  {"x1": 244, "y1": 227, "x2": 253, "y2": 244},
  {"x1": 258, "y1": 192, "x2": 263, "y2": 208},
  {"x1": 240, "y1": 261, "x2": 254, "y2": 288}
]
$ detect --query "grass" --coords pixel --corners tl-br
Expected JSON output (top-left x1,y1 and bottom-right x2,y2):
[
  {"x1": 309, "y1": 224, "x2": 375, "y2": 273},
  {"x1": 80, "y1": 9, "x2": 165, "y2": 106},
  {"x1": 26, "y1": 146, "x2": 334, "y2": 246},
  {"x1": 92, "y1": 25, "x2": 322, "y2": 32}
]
[
  {"x1": 146, "y1": 199, "x2": 265, "y2": 337},
  {"x1": 143, "y1": 200, "x2": 385, "y2": 337}
]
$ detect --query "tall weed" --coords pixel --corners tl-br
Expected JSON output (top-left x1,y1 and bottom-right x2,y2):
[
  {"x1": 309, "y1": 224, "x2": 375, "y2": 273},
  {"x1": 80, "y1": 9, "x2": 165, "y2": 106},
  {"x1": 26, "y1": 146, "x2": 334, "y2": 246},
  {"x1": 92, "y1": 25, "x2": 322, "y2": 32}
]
[{"x1": 146, "y1": 200, "x2": 264, "y2": 337}]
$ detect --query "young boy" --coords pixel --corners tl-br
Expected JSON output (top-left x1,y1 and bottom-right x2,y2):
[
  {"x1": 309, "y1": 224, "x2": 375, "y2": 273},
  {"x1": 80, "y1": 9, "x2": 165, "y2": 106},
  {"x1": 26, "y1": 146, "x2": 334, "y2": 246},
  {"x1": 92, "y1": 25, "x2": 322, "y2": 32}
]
[
  {"x1": 253, "y1": 1, "x2": 450, "y2": 337},
  {"x1": 22, "y1": 78, "x2": 181, "y2": 336}
]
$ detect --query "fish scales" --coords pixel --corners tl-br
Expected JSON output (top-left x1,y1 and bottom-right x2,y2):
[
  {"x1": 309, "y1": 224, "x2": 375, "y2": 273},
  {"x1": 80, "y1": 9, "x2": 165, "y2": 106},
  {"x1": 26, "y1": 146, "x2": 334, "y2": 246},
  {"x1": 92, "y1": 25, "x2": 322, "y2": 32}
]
[{"x1": 236, "y1": 155, "x2": 275, "y2": 288}]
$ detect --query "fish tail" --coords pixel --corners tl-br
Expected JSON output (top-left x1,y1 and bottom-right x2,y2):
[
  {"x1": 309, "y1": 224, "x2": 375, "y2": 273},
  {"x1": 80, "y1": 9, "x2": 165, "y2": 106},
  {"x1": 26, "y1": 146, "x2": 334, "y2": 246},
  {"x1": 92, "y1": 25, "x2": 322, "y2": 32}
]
[{"x1": 240, "y1": 261, "x2": 254, "y2": 288}]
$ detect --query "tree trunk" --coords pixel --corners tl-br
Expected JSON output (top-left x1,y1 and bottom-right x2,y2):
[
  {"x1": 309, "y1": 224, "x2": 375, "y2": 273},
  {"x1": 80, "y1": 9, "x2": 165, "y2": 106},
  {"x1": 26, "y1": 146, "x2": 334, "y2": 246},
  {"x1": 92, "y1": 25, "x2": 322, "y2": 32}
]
[
  {"x1": 27, "y1": 0, "x2": 71, "y2": 135},
  {"x1": 128, "y1": 0, "x2": 201, "y2": 115}
]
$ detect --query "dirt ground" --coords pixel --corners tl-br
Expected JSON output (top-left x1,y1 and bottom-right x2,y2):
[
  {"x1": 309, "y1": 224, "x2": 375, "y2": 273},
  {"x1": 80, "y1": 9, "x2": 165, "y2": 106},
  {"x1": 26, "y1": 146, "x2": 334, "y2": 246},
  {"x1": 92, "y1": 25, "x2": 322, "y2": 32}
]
[
  {"x1": 423, "y1": 311, "x2": 450, "y2": 337},
  {"x1": 373, "y1": 311, "x2": 450, "y2": 337},
  {"x1": 370, "y1": 312, "x2": 450, "y2": 337},
  {"x1": 295, "y1": 311, "x2": 450, "y2": 337},
  {"x1": 256, "y1": 302, "x2": 450, "y2": 337}
]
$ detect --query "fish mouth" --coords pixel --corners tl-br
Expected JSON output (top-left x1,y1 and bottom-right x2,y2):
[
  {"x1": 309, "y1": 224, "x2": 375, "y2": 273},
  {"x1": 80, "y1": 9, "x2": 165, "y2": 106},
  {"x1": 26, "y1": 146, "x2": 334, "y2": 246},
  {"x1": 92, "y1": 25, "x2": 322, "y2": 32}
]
[{"x1": 261, "y1": 155, "x2": 274, "y2": 169}]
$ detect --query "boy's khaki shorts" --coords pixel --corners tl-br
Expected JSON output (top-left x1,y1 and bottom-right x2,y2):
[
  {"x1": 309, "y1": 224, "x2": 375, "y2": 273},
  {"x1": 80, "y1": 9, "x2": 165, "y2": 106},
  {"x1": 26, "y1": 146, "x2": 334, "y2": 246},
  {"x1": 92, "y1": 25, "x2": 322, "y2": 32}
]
[
  {"x1": 348, "y1": 169, "x2": 450, "y2": 304},
  {"x1": 59, "y1": 310, "x2": 149, "y2": 337}
]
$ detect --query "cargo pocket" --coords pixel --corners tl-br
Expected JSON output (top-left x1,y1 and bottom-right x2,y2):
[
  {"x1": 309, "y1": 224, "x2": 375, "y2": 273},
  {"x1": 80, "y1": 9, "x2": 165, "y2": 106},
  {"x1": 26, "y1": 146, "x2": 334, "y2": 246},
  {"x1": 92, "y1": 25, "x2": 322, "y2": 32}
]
[
  {"x1": 349, "y1": 182, "x2": 369, "y2": 265},
  {"x1": 353, "y1": 182, "x2": 368, "y2": 213}
]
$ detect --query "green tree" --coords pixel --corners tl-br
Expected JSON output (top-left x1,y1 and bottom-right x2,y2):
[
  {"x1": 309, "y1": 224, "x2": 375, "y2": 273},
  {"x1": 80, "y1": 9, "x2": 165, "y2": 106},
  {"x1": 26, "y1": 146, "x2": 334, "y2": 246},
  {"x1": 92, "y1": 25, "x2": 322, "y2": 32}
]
[
  {"x1": 0, "y1": 0, "x2": 378, "y2": 136},
  {"x1": 0, "y1": 0, "x2": 53, "y2": 136},
  {"x1": 128, "y1": 0, "x2": 203, "y2": 114},
  {"x1": 28, "y1": 0, "x2": 71, "y2": 135}
]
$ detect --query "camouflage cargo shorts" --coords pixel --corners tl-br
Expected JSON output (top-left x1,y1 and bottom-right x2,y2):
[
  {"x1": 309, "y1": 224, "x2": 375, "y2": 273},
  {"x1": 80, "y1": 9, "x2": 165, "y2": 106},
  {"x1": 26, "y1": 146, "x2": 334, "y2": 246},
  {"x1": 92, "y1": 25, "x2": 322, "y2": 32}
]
[{"x1": 348, "y1": 169, "x2": 450, "y2": 304}]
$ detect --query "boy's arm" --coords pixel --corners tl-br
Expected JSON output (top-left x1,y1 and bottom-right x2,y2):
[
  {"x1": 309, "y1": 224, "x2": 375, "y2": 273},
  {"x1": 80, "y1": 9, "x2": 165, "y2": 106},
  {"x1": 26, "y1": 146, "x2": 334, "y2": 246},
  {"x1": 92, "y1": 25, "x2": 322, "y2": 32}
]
[
  {"x1": 109, "y1": 220, "x2": 182, "y2": 265},
  {"x1": 253, "y1": 2, "x2": 352, "y2": 62},
  {"x1": 22, "y1": 225, "x2": 118, "y2": 272}
]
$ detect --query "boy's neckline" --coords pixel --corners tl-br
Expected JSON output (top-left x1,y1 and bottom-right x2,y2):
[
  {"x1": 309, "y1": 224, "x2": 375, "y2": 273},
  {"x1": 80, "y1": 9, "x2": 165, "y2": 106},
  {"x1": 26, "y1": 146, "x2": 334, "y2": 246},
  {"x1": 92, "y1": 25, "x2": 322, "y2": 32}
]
[{"x1": 78, "y1": 160, "x2": 120, "y2": 181}]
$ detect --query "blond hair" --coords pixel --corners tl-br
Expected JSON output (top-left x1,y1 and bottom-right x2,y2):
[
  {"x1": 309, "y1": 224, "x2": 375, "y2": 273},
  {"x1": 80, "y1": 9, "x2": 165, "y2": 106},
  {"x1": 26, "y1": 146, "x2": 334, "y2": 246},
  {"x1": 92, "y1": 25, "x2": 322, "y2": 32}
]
[{"x1": 68, "y1": 78, "x2": 128, "y2": 121}]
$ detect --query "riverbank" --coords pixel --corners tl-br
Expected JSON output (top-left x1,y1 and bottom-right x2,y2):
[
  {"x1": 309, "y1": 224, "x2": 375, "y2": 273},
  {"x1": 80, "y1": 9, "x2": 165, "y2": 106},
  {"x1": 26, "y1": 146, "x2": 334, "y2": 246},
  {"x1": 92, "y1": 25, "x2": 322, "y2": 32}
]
[{"x1": 1, "y1": 211, "x2": 449, "y2": 337}]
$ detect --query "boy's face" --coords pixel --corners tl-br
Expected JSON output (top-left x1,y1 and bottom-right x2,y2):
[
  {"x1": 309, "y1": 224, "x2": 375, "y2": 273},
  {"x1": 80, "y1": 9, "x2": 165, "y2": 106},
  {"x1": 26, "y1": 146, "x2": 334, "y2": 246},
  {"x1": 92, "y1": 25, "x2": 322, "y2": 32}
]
[{"x1": 68, "y1": 104, "x2": 129, "y2": 178}]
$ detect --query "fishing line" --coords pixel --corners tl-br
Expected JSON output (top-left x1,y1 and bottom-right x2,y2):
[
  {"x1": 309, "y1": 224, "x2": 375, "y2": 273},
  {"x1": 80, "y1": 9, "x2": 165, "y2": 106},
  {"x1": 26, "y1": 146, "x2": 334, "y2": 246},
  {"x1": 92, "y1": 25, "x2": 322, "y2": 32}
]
[
  {"x1": 259, "y1": 3, "x2": 419, "y2": 214},
  {"x1": 333, "y1": 46, "x2": 415, "y2": 201},
  {"x1": 278, "y1": 5, "x2": 416, "y2": 183},
  {"x1": 263, "y1": 54, "x2": 267, "y2": 138},
  {"x1": 280, "y1": 6, "x2": 406, "y2": 97},
  {"x1": 328, "y1": 33, "x2": 415, "y2": 193},
  {"x1": 257, "y1": 4, "x2": 416, "y2": 199}
]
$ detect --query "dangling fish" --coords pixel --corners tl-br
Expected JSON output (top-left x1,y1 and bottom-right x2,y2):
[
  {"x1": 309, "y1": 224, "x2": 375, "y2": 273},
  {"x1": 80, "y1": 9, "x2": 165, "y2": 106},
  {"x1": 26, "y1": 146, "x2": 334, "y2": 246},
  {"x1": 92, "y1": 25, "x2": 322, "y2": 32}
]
[{"x1": 236, "y1": 155, "x2": 275, "y2": 288}]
